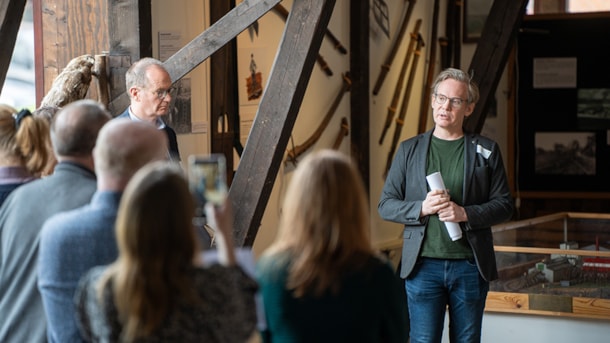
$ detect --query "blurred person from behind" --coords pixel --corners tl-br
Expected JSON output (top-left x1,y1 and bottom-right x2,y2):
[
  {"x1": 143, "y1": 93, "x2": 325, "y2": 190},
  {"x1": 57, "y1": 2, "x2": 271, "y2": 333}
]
[
  {"x1": 256, "y1": 149, "x2": 409, "y2": 343},
  {"x1": 116, "y1": 57, "x2": 181, "y2": 161},
  {"x1": 0, "y1": 99, "x2": 111, "y2": 343},
  {"x1": 38, "y1": 119, "x2": 169, "y2": 343},
  {"x1": 75, "y1": 161, "x2": 258, "y2": 342},
  {"x1": 0, "y1": 104, "x2": 50, "y2": 205}
]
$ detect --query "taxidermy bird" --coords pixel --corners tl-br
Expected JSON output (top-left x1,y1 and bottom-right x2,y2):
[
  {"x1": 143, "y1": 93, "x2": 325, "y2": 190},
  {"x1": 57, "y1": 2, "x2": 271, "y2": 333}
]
[{"x1": 40, "y1": 54, "x2": 95, "y2": 107}]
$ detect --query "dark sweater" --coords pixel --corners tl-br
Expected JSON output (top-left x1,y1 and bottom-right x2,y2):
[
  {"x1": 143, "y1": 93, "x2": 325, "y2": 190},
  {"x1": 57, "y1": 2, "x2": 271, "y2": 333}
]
[{"x1": 256, "y1": 254, "x2": 409, "y2": 343}]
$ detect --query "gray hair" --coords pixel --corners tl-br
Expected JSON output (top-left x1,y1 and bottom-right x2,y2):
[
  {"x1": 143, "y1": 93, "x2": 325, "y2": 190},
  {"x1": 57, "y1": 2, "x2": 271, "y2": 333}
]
[{"x1": 125, "y1": 57, "x2": 167, "y2": 92}]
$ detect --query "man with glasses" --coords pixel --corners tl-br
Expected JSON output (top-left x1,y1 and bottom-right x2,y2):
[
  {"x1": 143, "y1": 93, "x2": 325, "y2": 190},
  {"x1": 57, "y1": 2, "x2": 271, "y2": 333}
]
[
  {"x1": 379, "y1": 68, "x2": 513, "y2": 342},
  {"x1": 117, "y1": 57, "x2": 181, "y2": 161}
]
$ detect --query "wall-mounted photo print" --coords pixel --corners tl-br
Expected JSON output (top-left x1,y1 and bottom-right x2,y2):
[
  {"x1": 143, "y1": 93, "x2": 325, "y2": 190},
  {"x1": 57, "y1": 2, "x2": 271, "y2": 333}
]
[
  {"x1": 577, "y1": 88, "x2": 610, "y2": 130},
  {"x1": 535, "y1": 132, "x2": 596, "y2": 176}
]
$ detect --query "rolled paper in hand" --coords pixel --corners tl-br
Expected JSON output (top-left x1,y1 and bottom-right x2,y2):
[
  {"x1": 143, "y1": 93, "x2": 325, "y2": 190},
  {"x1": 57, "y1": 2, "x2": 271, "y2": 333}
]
[{"x1": 426, "y1": 171, "x2": 462, "y2": 241}]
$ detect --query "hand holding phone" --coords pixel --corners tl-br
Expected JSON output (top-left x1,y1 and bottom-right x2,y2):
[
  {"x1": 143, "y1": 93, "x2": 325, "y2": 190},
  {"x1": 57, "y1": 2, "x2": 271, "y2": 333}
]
[{"x1": 188, "y1": 154, "x2": 228, "y2": 217}]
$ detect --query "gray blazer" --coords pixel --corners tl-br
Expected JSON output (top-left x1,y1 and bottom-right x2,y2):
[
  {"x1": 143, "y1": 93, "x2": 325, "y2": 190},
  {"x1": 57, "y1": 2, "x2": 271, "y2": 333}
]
[
  {"x1": 378, "y1": 129, "x2": 514, "y2": 281},
  {"x1": 0, "y1": 162, "x2": 97, "y2": 343}
]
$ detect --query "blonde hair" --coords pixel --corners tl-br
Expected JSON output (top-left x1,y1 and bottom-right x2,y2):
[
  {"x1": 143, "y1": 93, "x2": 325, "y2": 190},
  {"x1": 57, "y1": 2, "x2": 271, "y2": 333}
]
[
  {"x1": 264, "y1": 149, "x2": 374, "y2": 297},
  {"x1": 431, "y1": 67, "x2": 480, "y2": 104},
  {"x1": 99, "y1": 161, "x2": 197, "y2": 340},
  {"x1": 33, "y1": 105, "x2": 61, "y2": 176},
  {"x1": 0, "y1": 104, "x2": 50, "y2": 176}
]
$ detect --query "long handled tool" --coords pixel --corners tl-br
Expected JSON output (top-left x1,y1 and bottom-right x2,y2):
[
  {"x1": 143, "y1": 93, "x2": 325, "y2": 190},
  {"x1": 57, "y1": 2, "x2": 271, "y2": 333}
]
[
  {"x1": 417, "y1": 0, "x2": 440, "y2": 134},
  {"x1": 384, "y1": 35, "x2": 424, "y2": 178},
  {"x1": 272, "y1": 4, "x2": 334, "y2": 76},
  {"x1": 453, "y1": 0, "x2": 462, "y2": 68},
  {"x1": 372, "y1": 0, "x2": 417, "y2": 95},
  {"x1": 332, "y1": 117, "x2": 349, "y2": 149},
  {"x1": 272, "y1": 3, "x2": 347, "y2": 55},
  {"x1": 379, "y1": 18, "x2": 422, "y2": 145},
  {"x1": 285, "y1": 72, "x2": 352, "y2": 164}
]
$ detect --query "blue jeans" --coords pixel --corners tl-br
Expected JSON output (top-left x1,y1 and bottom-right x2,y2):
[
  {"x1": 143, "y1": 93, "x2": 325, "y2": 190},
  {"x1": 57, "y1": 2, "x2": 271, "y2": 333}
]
[{"x1": 405, "y1": 257, "x2": 489, "y2": 343}]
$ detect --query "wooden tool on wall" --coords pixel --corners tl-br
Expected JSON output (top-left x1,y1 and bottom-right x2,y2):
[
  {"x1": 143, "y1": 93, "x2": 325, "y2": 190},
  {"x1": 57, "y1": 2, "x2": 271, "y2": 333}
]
[
  {"x1": 332, "y1": 117, "x2": 349, "y2": 149},
  {"x1": 285, "y1": 72, "x2": 351, "y2": 164},
  {"x1": 417, "y1": 0, "x2": 440, "y2": 134},
  {"x1": 384, "y1": 34, "x2": 424, "y2": 178},
  {"x1": 379, "y1": 18, "x2": 422, "y2": 145},
  {"x1": 272, "y1": 3, "x2": 347, "y2": 77},
  {"x1": 372, "y1": 0, "x2": 416, "y2": 95}
]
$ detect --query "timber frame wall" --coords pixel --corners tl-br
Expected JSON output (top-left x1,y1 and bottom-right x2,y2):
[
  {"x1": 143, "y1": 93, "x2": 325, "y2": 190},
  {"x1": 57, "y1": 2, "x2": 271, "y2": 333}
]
[{"x1": 12, "y1": 0, "x2": 600, "y2": 245}]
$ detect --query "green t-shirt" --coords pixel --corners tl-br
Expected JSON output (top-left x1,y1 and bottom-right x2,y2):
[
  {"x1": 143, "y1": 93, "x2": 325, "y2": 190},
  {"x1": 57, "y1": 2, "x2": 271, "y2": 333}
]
[{"x1": 422, "y1": 136, "x2": 473, "y2": 259}]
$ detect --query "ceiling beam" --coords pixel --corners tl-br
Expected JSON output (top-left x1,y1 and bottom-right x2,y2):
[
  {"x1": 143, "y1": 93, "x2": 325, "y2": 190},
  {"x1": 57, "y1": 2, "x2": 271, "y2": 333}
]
[
  {"x1": 464, "y1": 0, "x2": 529, "y2": 133},
  {"x1": 0, "y1": 0, "x2": 27, "y2": 90}
]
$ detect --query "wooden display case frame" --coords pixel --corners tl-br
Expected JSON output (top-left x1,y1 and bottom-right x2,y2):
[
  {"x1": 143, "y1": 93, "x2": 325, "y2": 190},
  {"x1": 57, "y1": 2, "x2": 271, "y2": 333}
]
[
  {"x1": 488, "y1": 212, "x2": 610, "y2": 320},
  {"x1": 376, "y1": 212, "x2": 610, "y2": 320}
]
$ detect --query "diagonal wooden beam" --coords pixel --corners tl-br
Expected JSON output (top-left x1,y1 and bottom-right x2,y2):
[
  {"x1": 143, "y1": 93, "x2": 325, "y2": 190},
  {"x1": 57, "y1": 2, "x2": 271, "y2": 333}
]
[
  {"x1": 0, "y1": 0, "x2": 27, "y2": 90},
  {"x1": 107, "y1": 0, "x2": 282, "y2": 114},
  {"x1": 464, "y1": 0, "x2": 528, "y2": 133},
  {"x1": 231, "y1": 0, "x2": 337, "y2": 246}
]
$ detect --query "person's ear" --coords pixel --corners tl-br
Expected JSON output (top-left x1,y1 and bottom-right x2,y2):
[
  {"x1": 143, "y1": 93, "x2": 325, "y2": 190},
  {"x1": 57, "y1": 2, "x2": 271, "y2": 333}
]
[
  {"x1": 129, "y1": 87, "x2": 139, "y2": 101},
  {"x1": 464, "y1": 102, "x2": 475, "y2": 117}
]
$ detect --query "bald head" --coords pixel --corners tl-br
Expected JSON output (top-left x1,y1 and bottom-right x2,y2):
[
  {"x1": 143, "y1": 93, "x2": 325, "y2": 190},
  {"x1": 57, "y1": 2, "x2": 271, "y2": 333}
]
[
  {"x1": 93, "y1": 118, "x2": 169, "y2": 190},
  {"x1": 51, "y1": 100, "x2": 112, "y2": 160}
]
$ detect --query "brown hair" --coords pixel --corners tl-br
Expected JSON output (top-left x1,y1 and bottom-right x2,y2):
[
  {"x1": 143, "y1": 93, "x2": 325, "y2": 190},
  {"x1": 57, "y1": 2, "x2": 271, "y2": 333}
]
[
  {"x1": 263, "y1": 149, "x2": 375, "y2": 297},
  {"x1": 0, "y1": 104, "x2": 50, "y2": 176},
  {"x1": 99, "y1": 161, "x2": 197, "y2": 340}
]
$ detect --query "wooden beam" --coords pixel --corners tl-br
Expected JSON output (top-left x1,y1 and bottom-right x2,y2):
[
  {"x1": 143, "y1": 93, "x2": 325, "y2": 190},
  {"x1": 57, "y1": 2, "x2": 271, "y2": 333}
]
[
  {"x1": 209, "y1": 1, "x2": 238, "y2": 185},
  {"x1": 350, "y1": 0, "x2": 370, "y2": 194},
  {"x1": 0, "y1": 0, "x2": 27, "y2": 90},
  {"x1": 231, "y1": 0, "x2": 337, "y2": 246},
  {"x1": 107, "y1": 0, "x2": 282, "y2": 115},
  {"x1": 164, "y1": 0, "x2": 280, "y2": 82},
  {"x1": 106, "y1": 0, "x2": 151, "y2": 114},
  {"x1": 463, "y1": 0, "x2": 528, "y2": 133}
]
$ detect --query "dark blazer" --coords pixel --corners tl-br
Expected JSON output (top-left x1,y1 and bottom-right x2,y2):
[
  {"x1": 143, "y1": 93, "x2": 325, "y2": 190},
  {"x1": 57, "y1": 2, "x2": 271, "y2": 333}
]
[
  {"x1": 116, "y1": 109, "x2": 181, "y2": 161},
  {"x1": 378, "y1": 129, "x2": 514, "y2": 281}
]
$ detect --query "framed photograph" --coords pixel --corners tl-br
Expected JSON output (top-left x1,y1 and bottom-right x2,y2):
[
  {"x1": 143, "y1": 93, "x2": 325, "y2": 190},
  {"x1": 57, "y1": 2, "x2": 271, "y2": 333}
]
[
  {"x1": 516, "y1": 14, "x2": 610, "y2": 193},
  {"x1": 534, "y1": 132, "x2": 596, "y2": 176},
  {"x1": 577, "y1": 88, "x2": 610, "y2": 130},
  {"x1": 463, "y1": 0, "x2": 493, "y2": 43}
]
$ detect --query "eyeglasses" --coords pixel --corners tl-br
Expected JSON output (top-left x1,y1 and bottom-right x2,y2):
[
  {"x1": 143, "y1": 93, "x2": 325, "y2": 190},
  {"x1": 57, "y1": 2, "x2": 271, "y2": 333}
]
[
  {"x1": 148, "y1": 87, "x2": 176, "y2": 100},
  {"x1": 433, "y1": 93, "x2": 468, "y2": 109}
]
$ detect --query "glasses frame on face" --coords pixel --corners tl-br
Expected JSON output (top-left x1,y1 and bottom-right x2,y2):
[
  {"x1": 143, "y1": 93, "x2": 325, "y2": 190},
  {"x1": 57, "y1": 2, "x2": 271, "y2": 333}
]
[
  {"x1": 143, "y1": 87, "x2": 176, "y2": 101},
  {"x1": 433, "y1": 93, "x2": 468, "y2": 109}
]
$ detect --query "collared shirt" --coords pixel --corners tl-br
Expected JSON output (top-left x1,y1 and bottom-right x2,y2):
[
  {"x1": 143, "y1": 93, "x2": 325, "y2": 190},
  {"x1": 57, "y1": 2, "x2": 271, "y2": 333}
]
[
  {"x1": 126, "y1": 107, "x2": 179, "y2": 161},
  {"x1": 127, "y1": 107, "x2": 167, "y2": 129}
]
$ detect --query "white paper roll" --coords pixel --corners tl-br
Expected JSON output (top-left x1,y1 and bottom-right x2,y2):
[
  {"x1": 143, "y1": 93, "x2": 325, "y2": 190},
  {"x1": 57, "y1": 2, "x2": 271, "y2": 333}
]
[{"x1": 426, "y1": 171, "x2": 462, "y2": 241}]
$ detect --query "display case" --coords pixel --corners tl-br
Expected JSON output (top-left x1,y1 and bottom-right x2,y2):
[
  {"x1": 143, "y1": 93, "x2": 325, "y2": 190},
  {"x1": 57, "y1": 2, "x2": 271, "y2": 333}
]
[{"x1": 489, "y1": 212, "x2": 610, "y2": 319}]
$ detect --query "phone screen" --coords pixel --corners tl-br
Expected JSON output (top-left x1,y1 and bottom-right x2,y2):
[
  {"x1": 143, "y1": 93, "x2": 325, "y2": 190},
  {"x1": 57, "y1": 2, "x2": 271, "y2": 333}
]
[{"x1": 188, "y1": 154, "x2": 228, "y2": 216}]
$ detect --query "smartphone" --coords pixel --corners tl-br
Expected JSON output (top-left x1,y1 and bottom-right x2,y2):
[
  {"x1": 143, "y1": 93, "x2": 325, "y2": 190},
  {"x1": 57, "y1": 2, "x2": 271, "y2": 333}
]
[{"x1": 188, "y1": 154, "x2": 228, "y2": 217}]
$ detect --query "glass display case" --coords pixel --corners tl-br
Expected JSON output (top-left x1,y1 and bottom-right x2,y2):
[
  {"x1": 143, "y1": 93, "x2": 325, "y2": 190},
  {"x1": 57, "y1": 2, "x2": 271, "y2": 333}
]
[{"x1": 489, "y1": 212, "x2": 610, "y2": 319}]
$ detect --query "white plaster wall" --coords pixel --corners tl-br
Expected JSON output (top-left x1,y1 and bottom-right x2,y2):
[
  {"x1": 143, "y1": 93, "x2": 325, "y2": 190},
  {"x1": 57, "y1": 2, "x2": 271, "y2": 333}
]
[
  {"x1": 151, "y1": 0, "x2": 211, "y2": 162},
  {"x1": 369, "y1": 0, "x2": 434, "y2": 249}
]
